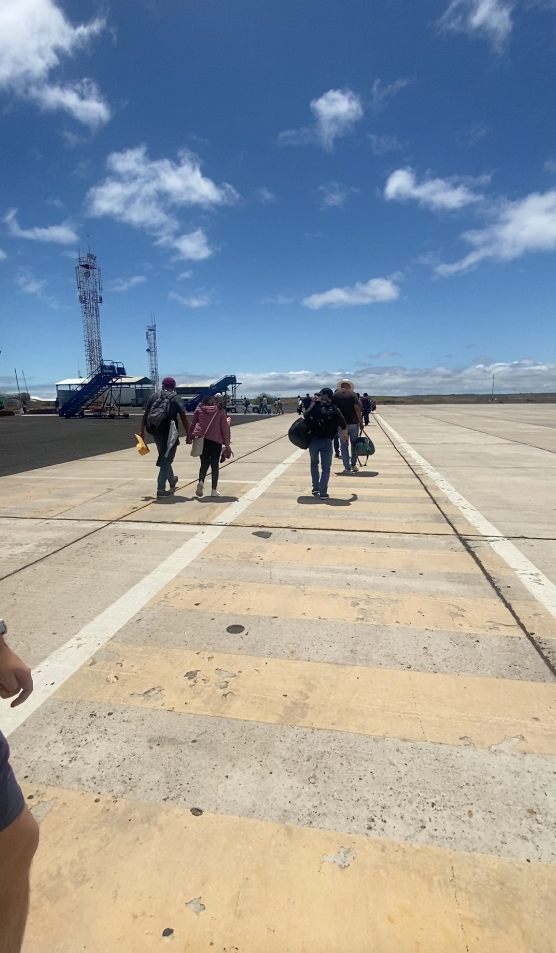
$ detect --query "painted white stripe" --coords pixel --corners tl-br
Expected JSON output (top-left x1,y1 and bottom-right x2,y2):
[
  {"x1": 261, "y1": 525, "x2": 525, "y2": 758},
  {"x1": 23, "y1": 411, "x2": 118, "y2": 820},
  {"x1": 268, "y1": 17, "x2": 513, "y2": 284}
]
[
  {"x1": 376, "y1": 414, "x2": 556, "y2": 622},
  {"x1": 2, "y1": 447, "x2": 305, "y2": 737}
]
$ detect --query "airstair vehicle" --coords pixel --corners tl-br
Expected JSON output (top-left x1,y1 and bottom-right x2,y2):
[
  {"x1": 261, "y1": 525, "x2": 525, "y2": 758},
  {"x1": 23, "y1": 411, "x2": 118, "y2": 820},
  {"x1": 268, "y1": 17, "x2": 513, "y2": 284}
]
[{"x1": 58, "y1": 362, "x2": 128, "y2": 418}]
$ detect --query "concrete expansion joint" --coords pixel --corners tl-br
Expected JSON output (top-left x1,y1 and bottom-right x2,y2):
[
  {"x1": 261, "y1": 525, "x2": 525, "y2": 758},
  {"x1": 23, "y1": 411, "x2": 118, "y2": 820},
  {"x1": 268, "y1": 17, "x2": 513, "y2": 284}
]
[{"x1": 375, "y1": 414, "x2": 556, "y2": 682}]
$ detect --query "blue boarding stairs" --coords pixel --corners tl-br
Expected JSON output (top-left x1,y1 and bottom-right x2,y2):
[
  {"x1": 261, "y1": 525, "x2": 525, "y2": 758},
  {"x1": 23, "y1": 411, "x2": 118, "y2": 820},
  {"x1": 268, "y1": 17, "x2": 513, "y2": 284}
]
[
  {"x1": 58, "y1": 362, "x2": 127, "y2": 418},
  {"x1": 184, "y1": 375, "x2": 237, "y2": 412}
]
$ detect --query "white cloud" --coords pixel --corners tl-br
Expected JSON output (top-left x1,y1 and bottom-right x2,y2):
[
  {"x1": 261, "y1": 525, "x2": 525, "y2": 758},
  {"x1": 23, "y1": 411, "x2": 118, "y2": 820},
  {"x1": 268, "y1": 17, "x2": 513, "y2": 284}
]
[
  {"x1": 0, "y1": 0, "x2": 110, "y2": 127},
  {"x1": 177, "y1": 270, "x2": 193, "y2": 280},
  {"x1": 217, "y1": 359, "x2": 556, "y2": 397},
  {"x1": 368, "y1": 134, "x2": 404, "y2": 155},
  {"x1": 438, "y1": 0, "x2": 514, "y2": 50},
  {"x1": 370, "y1": 78, "x2": 409, "y2": 114},
  {"x1": 317, "y1": 181, "x2": 359, "y2": 210},
  {"x1": 28, "y1": 79, "x2": 110, "y2": 128},
  {"x1": 4, "y1": 208, "x2": 78, "y2": 243},
  {"x1": 456, "y1": 121, "x2": 489, "y2": 146},
  {"x1": 254, "y1": 187, "x2": 277, "y2": 204},
  {"x1": 163, "y1": 229, "x2": 213, "y2": 261},
  {"x1": 368, "y1": 351, "x2": 402, "y2": 359},
  {"x1": 278, "y1": 88, "x2": 363, "y2": 152},
  {"x1": 437, "y1": 188, "x2": 556, "y2": 274},
  {"x1": 0, "y1": 249, "x2": 6, "y2": 260},
  {"x1": 87, "y1": 146, "x2": 238, "y2": 261},
  {"x1": 303, "y1": 277, "x2": 400, "y2": 309},
  {"x1": 384, "y1": 167, "x2": 486, "y2": 211},
  {"x1": 169, "y1": 290, "x2": 211, "y2": 308},
  {"x1": 260, "y1": 294, "x2": 296, "y2": 305},
  {"x1": 108, "y1": 276, "x2": 147, "y2": 293},
  {"x1": 16, "y1": 271, "x2": 46, "y2": 296},
  {"x1": 276, "y1": 128, "x2": 314, "y2": 147},
  {"x1": 311, "y1": 88, "x2": 363, "y2": 151}
]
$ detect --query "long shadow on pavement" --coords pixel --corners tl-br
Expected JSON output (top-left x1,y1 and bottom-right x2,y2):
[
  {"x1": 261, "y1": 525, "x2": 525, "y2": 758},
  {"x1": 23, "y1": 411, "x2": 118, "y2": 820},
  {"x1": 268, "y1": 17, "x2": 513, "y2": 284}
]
[{"x1": 297, "y1": 495, "x2": 357, "y2": 507}]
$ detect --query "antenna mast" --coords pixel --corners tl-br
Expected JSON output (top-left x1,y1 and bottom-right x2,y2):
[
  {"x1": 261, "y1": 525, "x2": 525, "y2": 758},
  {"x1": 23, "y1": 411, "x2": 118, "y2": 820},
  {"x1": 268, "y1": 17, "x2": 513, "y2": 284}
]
[
  {"x1": 76, "y1": 250, "x2": 103, "y2": 377},
  {"x1": 146, "y1": 315, "x2": 159, "y2": 391}
]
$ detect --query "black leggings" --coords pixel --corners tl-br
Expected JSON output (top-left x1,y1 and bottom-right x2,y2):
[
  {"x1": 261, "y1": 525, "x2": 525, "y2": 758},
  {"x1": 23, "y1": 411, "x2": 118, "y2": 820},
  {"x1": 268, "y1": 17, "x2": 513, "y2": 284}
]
[{"x1": 199, "y1": 438, "x2": 222, "y2": 489}]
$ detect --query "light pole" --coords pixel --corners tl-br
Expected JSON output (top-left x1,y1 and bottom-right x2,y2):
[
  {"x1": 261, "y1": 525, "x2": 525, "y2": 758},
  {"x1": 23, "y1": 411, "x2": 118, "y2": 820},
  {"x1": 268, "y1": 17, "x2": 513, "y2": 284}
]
[{"x1": 491, "y1": 374, "x2": 495, "y2": 401}]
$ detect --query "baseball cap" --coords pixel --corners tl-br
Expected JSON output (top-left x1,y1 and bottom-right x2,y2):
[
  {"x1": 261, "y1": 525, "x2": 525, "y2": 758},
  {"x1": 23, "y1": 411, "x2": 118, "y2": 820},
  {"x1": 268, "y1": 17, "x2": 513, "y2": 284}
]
[{"x1": 162, "y1": 377, "x2": 176, "y2": 389}]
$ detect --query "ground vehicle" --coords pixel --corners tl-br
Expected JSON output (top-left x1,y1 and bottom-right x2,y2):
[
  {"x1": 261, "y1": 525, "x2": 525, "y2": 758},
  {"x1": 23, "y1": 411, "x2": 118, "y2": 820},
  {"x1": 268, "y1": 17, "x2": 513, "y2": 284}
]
[{"x1": 226, "y1": 397, "x2": 245, "y2": 414}]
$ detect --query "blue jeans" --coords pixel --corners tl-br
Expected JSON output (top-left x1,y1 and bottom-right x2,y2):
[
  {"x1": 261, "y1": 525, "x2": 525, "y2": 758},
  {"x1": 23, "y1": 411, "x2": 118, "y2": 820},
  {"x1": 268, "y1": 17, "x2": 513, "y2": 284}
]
[
  {"x1": 309, "y1": 437, "x2": 333, "y2": 495},
  {"x1": 339, "y1": 424, "x2": 360, "y2": 469},
  {"x1": 155, "y1": 434, "x2": 177, "y2": 491}
]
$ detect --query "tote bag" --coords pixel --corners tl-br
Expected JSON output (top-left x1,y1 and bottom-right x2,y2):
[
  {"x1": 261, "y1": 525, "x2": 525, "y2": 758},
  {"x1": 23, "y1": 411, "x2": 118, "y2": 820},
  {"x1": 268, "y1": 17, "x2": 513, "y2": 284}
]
[{"x1": 190, "y1": 436, "x2": 204, "y2": 457}]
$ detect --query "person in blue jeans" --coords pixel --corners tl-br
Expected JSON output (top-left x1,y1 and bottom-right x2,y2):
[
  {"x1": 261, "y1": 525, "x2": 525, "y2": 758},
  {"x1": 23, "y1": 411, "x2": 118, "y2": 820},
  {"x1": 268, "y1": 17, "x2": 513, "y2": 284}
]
[
  {"x1": 304, "y1": 389, "x2": 348, "y2": 499},
  {"x1": 332, "y1": 380, "x2": 364, "y2": 473},
  {"x1": 140, "y1": 377, "x2": 190, "y2": 498}
]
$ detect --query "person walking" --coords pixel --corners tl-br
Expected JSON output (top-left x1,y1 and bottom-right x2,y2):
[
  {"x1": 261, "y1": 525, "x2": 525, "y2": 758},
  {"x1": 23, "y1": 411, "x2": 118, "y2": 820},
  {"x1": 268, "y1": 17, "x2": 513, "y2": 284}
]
[
  {"x1": 243, "y1": 398, "x2": 251, "y2": 414},
  {"x1": 0, "y1": 618, "x2": 39, "y2": 953},
  {"x1": 297, "y1": 396, "x2": 303, "y2": 415},
  {"x1": 304, "y1": 389, "x2": 347, "y2": 499},
  {"x1": 332, "y1": 379, "x2": 363, "y2": 473},
  {"x1": 187, "y1": 395, "x2": 231, "y2": 498},
  {"x1": 141, "y1": 376, "x2": 189, "y2": 498},
  {"x1": 301, "y1": 393, "x2": 312, "y2": 412},
  {"x1": 360, "y1": 393, "x2": 371, "y2": 426}
]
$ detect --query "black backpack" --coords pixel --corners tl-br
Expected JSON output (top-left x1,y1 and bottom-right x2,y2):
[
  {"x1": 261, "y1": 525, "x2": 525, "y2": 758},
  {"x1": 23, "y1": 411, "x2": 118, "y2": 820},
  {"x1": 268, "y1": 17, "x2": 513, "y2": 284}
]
[{"x1": 146, "y1": 391, "x2": 172, "y2": 435}]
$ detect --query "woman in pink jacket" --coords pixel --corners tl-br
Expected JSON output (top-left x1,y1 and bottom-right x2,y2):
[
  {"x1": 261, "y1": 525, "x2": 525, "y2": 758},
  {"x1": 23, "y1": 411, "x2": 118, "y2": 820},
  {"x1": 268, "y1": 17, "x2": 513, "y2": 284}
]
[{"x1": 187, "y1": 395, "x2": 232, "y2": 497}]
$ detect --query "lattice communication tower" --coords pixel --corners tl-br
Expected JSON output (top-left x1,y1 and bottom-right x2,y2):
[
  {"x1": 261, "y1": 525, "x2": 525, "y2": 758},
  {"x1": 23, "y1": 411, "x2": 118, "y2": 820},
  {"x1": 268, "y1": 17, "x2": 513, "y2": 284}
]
[
  {"x1": 76, "y1": 251, "x2": 103, "y2": 377},
  {"x1": 146, "y1": 317, "x2": 159, "y2": 391}
]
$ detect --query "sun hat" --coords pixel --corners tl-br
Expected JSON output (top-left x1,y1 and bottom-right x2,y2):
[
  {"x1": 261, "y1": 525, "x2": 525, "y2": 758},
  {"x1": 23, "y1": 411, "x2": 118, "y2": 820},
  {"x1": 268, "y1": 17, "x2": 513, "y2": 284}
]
[{"x1": 337, "y1": 379, "x2": 354, "y2": 391}]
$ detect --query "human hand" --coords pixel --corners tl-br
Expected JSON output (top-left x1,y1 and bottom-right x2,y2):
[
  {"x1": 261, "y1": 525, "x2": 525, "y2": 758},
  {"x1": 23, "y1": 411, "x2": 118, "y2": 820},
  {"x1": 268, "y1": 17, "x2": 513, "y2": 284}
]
[{"x1": 0, "y1": 639, "x2": 33, "y2": 708}]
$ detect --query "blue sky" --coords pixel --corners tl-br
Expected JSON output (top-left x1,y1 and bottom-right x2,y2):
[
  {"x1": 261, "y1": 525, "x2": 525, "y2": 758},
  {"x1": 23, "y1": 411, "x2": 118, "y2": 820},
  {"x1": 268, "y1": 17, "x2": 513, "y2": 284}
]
[{"x1": 1, "y1": 0, "x2": 556, "y2": 396}]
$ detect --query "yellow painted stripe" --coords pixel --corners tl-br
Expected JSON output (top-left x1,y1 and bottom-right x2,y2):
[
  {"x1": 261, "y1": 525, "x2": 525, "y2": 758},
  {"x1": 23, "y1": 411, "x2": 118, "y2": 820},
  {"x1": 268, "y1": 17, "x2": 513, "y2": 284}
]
[
  {"x1": 151, "y1": 576, "x2": 519, "y2": 634},
  {"x1": 262, "y1": 498, "x2": 440, "y2": 513},
  {"x1": 23, "y1": 784, "x2": 555, "y2": 953},
  {"x1": 270, "y1": 479, "x2": 425, "y2": 491},
  {"x1": 201, "y1": 538, "x2": 480, "y2": 573},
  {"x1": 510, "y1": 601, "x2": 556, "y2": 641},
  {"x1": 230, "y1": 515, "x2": 454, "y2": 533},
  {"x1": 267, "y1": 486, "x2": 431, "y2": 500},
  {"x1": 55, "y1": 643, "x2": 556, "y2": 753}
]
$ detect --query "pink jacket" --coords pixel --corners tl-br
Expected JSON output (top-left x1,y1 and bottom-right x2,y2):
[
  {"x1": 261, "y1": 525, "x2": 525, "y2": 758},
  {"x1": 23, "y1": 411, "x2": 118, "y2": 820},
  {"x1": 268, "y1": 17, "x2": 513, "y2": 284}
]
[{"x1": 187, "y1": 404, "x2": 231, "y2": 446}]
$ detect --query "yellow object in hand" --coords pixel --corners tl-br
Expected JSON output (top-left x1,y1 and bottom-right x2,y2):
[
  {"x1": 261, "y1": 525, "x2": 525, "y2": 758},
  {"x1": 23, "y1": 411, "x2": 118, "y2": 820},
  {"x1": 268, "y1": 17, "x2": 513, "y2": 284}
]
[{"x1": 135, "y1": 434, "x2": 150, "y2": 455}]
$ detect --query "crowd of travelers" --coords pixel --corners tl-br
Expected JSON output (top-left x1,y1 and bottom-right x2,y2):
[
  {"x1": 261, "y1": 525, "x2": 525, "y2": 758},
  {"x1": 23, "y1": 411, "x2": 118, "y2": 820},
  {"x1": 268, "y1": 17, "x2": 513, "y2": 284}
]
[
  {"x1": 0, "y1": 374, "x2": 376, "y2": 952},
  {"x1": 298, "y1": 380, "x2": 376, "y2": 498}
]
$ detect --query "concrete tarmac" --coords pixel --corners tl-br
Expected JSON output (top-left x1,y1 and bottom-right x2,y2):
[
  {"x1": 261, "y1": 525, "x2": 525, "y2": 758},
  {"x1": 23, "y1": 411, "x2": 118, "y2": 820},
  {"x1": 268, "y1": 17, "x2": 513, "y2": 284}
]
[
  {"x1": 1, "y1": 408, "x2": 555, "y2": 952},
  {"x1": 379, "y1": 404, "x2": 556, "y2": 589},
  {"x1": 0, "y1": 411, "x2": 271, "y2": 478}
]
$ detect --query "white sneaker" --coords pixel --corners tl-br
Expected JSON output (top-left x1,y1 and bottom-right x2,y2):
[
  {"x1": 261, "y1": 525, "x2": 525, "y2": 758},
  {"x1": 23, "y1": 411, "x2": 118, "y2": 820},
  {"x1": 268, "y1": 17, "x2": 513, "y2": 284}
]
[
  {"x1": 196, "y1": 481, "x2": 204, "y2": 497},
  {"x1": 211, "y1": 488, "x2": 221, "y2": 497}
]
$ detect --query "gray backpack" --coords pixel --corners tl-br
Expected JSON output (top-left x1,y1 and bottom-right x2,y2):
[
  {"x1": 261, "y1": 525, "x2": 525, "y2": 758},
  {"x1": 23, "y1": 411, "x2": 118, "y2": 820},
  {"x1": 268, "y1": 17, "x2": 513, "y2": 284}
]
[{"x1": 146, "y1": 390, "x2": 173, "y2": 434}]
